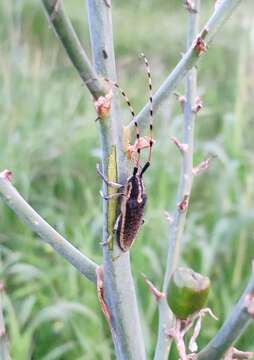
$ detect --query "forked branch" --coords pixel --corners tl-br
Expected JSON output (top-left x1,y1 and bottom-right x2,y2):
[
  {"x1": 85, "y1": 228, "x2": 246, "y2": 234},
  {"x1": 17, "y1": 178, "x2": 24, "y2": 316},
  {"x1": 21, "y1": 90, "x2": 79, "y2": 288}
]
[
  {"x1": 41, "y1": 0, "x2": 107, "y2": 99},
  {"x1": 86, "y1": 1, "x2": 146, "y2": 359},
  {"x1": 154, "y1": 1, "x2": 200, "y2": 359},
  {"x1": 0, "y1": 170, "x2": 97, "y2": 283},
  {"x1": 197, "y1": 261, "x2": 254, "y2": 360},
  {"x1": 128, "y1": 0, "x2": 245, "y2": 131}
]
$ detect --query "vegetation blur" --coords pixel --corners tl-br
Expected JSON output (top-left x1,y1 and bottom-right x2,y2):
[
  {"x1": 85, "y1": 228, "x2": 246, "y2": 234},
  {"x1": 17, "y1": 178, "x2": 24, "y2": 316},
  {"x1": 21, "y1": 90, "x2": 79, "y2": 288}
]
[{"x1": 0, "y1": 0, "x2": 254, "y2": 359}]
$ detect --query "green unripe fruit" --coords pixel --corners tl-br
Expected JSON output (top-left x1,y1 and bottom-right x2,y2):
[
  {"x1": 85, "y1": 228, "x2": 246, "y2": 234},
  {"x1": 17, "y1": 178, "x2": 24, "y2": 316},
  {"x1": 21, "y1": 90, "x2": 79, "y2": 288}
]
[{"x1": 168, "y1": 267, "x2": 210, "y2": 320}]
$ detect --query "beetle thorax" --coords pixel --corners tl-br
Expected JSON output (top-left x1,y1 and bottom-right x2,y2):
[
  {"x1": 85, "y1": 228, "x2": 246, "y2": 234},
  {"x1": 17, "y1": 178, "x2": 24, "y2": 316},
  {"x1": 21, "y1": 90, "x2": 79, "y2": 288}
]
[{"x1": 126, "y1": 174, "x2": 145, "y2": 205}]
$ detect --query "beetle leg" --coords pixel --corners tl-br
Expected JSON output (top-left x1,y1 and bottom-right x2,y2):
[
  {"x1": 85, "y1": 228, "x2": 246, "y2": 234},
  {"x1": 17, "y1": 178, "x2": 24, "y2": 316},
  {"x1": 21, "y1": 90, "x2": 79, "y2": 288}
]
[
  {"x1": 100, "y1": 214, "x2": 120, "y2": 248},
  {"x1": 99, "y1": 190, "x2": 123, "y2": 200},
  {"x1": 96, "y1": 164, "x2": 123, "y2": 189},
  {"x1": 100, "y1": 234, "x2": 112, "y2": 246},
  {"x1": 99, "y1": 190, "x2": 125, "y2": 200},
  {"x1": 113, "y1": 215, "x2": 121, "y2": 233}
]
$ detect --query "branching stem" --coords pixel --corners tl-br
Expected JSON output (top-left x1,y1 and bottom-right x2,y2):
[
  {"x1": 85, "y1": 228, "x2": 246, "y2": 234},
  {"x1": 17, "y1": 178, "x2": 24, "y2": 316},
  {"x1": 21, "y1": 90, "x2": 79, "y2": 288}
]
[
  {"x1": 197, "y1": 264, "x2": 254, "y2": 360},
  {"x1": 86, "y1": 1, "x2": 146, "y2": 359},
  {"x1": 41, "y1": 0, "x2": 107, "y2": 99},
  {"x1": 128, "y1": 0, "x2": 244, "y2": 131},
  {"x1": 163, "y1": 0, "x2": 200, "y2": 294},
  {"x1": 154, "y1": 1, "x2": 200, "y2": 359},
  {"x1": 0, "y1": 171, "x2": 97, "y2": 283}
]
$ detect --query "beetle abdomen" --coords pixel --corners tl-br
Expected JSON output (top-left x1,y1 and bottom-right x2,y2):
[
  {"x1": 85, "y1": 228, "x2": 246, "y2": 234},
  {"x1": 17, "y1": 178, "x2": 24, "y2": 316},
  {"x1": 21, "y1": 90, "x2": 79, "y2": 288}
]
[{"x1": 116, "y1": 193, "x2": 147, "y2": 252}]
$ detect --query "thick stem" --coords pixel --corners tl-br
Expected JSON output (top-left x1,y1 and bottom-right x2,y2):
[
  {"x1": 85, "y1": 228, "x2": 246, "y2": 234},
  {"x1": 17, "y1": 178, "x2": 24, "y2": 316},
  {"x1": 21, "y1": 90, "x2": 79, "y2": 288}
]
[
  {"x1": 163, "y1": 0, "x2": 200, "y2": 294},
  {"x1": 41, "y1": 0, "x2": 107, "y2": 99},
  {"x1": 0, "y1": 284, "x2": 10, "y2": 360},
  {"x1": 154, "y1": 2, "x2": 200, "y2": 359},
  {"x1": 86, "y1": 1, "x2": 146, "y2": 359},
  {"x1": 197, "y1": 268, "x2": 254, "y2": 360},
  {"x1": 128, "y1": 0, "x2": 244, "y2": 131},
  {"x1": 0, "y1": 171, "x2": 97, "y2": 283}
]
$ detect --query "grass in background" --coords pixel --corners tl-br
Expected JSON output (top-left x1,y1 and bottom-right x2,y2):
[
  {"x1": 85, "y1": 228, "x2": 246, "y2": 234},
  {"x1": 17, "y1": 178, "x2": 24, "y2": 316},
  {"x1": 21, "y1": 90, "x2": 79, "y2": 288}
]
[{"x1": 0, "y1": 0, "x2": 254, "y2": 358}]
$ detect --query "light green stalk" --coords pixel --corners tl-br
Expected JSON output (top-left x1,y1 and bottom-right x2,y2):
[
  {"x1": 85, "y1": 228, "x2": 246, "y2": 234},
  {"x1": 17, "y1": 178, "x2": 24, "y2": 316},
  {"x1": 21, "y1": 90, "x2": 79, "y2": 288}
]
[
  {"x1": 41, "y1": 0, "x2": 107, "y2": 99},
  {"x1": 0, "y1": 171, "x2": 97, "y2": 283},
  {"x1": 86, "y1": 1, "x2": 146, "y2": 359},
  {"x1": 197, "y1": 263, "x2": 254, "y2": 360},
  {"x1": 154, "y1": 1, "x2": 200, "y2": 359}
]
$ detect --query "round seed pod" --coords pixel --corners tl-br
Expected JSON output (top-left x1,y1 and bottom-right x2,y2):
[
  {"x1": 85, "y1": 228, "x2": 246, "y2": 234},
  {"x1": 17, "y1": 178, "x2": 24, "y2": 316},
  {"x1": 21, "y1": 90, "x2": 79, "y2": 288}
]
[{"x1": 168, "y1": 267, "x2": 210, "y2": 320}]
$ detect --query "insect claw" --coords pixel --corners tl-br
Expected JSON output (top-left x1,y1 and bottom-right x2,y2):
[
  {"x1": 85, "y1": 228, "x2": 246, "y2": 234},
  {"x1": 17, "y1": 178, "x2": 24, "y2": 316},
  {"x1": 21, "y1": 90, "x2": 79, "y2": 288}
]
[
  {"x1": 96, "y1": 163, "x2": 103, "y2": 176},
  {"x1": 99, "y1": 190, "x2": 124, "y2": 200},
  {"x1": 96, "y1": 163, "x2": 123, "y2": 189},
  {"x1": 100, "y1": 235, "x2": 112, "y2": 246},
  {"x1": 112, "y1": 254, "x2": 123, "y2": 262},
  {"x1": 99, "y1": 190, "x2": 107, "y2": 200}
]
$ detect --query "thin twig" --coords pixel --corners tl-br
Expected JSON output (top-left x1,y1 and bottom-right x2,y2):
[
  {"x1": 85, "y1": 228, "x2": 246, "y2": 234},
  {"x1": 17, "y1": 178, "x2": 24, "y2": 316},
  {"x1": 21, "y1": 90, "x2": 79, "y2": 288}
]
[
  {"x1": 197, "y1": 262, "x2": 254, "y2": 360},
  {"x1": 41, "y1": 0, "x2": 107, "y2": 99},
  {"x1": 128, "y1": 0, "x2": 244, "y2": 131},
  {"x1": 154, "y1": 1, "x2": 200, "y2": 359},
  {"x1": 0, "y1": 283, "x2": 11, "y2": 360},
  {"x1": 163, "y1": 0, "x2": 200, "y2": 293},
  {"x1": 86, "y1": 1, "x2": 146, "y2": 359},
  {"x1": 0, "y1": 170, "x2": 97, "y2": 283}
]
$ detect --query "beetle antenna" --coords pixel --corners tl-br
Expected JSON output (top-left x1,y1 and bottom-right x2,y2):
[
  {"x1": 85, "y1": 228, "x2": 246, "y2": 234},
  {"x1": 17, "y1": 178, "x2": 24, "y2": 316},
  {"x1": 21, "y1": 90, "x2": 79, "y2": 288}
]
[
  {"x1": 140, "y1": 53, "x2": 154, "y2": 177},
  {"x1": 104, "y1": 78, "x2": 141, "y2": 174}
]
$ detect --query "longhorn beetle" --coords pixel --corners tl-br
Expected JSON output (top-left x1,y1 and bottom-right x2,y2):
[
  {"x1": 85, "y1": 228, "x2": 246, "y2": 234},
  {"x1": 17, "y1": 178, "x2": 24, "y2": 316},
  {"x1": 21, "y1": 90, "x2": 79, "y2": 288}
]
[{"x1": 98, "y1": 53, "x2": 154, "y2": 252}]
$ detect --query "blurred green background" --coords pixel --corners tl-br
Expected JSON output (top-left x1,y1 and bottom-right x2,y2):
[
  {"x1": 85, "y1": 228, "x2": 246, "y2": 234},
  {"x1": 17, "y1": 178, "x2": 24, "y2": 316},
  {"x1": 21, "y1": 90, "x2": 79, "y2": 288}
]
[{"x1": 0, "y1": 0, "x2": 254, "y2": 359}]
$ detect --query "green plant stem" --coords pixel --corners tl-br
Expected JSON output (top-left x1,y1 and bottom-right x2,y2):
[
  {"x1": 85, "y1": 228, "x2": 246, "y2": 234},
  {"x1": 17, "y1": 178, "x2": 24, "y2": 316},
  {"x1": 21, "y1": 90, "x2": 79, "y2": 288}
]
[
  {"x1": 128, "y1": 0, "x2": 244, "y2": 131},
  {"x1": 197, "y1": 264, "x2": 254, "y2": 360},
  {"x1": 0, "y1": 171, "x2": 97, "y2": 283},
  {"x1": 0, "y1": 284, "x2": 10, "y2": 360},
  {"x1": 154, "y1": 3, "x2": 200, "y2": 360},
  {"x1": 86, "y1": 1, "x2": 146, "y2": 359},
  {"x1": 164, "y1": 0, "x2": 200, "y2": 294},
  {"x1": 41, "y1": 0, "x2": 107, "y2": 99},
  {"x1": 153, "y1": 298, "x2": 173, "y2": 360}
]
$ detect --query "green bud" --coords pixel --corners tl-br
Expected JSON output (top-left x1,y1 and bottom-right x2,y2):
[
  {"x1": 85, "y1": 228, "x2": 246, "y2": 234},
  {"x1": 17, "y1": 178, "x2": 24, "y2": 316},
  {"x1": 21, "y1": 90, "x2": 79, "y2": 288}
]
[{"x1": 168, "y1": 267, "x2": 210, "y2": 320}]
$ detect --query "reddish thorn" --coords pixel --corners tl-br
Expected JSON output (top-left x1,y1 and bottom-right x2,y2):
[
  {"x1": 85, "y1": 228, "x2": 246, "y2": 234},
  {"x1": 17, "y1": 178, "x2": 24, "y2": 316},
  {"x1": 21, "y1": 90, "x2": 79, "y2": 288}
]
[
  {"x1": 0, "y1": 169, "x2": 12, "y2": 182},
  {"x1": 183, "y1": 0, "x2": 197, "y2": 13},
  {"x1": 179, "y1": 95, "x2": 186, "y2": 103},
  {"x1": 245, "y1": 293, "x2": 254, "y2": 319},
  {"x1": 225, "y1": 347, "x2": 253, "y2": 360},
  {"x1": 93, "y1": 90, "x2": 112, "y2": 119},
  {"x1": 96, "y1": 267, "x2": 111, "y2": 323},
  {"x1": 127, "y1": 136, "x2": 155, "y2": 161},
  {"x1": 193, "y1": 36, "x2": 208, "y2": 56},
  {"x1": 177, "y1": 195, "x2": 189, "y2": 212},
  {"x1": 174, "y1": 93, "x2": 186, "y2": 112},
  {"x1": 192, "y1": 96, "x2": 203, "y2": 113},
  {"x1": 171, "y1": 137, "x2": 188, "y2": 154},
  {"x1": 192, "y1": 155, "x2": 216, "y2": 176},
  {"x1": 0, "y1": 282, "x2": 4, "y2": 291},
  {"x1": 142, "y1": 273, "x2": 165, "y2": 301}
]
